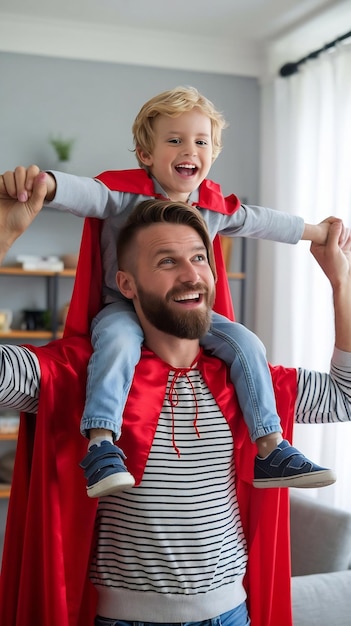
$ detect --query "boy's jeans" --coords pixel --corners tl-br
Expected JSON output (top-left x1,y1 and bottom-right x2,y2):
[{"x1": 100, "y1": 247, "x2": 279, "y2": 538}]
[
  {"x1": 94, "y1": 602, "x2": 250, "y2": 626},
  {"x1": 81, "y1": 297, "x2": 281, "y2": 442}
]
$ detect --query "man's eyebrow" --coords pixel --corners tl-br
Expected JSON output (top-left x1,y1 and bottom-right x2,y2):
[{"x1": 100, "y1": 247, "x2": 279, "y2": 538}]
[{"x1": 154, "y1": 244, "x2": 207, "y2": 257}]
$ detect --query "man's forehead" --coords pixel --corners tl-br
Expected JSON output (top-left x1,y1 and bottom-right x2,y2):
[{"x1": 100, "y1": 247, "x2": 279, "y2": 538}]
[{"x1": 136, "y1": 222, "x2": 205, "y2": 254}]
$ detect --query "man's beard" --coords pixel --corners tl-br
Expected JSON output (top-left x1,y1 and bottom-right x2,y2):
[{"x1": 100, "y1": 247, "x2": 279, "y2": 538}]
[{"x1": 137, "y1": 282, "x2": 215, "y2": 339}]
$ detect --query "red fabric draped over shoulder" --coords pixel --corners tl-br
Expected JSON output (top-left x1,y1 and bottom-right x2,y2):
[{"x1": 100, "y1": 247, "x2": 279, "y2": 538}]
[{"x1": 0, "y1": 172, "x2": 297, "y2": 626}]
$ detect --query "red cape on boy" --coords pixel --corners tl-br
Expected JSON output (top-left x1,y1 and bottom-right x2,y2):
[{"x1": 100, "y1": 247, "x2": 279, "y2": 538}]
[{"x1": 0, "y1": 170, "x2": 297, "y2": 626}]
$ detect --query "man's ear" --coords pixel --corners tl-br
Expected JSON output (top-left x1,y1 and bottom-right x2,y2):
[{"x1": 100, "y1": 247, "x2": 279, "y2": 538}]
[
  {"x1": 116, "y1": 270, "x2": 136, "y2": 299},
  {"x1": 136, "y1": 146, "x2": 153, "y2": 167}
]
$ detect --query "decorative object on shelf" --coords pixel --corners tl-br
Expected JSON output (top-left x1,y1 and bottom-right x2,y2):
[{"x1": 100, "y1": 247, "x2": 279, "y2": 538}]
[
  {"x1": 0, "y1": 266, "x2": 76, "y2": 340},
  {"x1": 61, "y1": 253, "x2": 79, "y2": 269},
  {"x1": 49, "y1": 135, "x2": 75, "y2": 163},
  {"x1": 0, "y1": 310, "x2": 12, "y2": 332},
  {"x1": 22, "y1": 309, "x2": 51, "y2": 331},
  {"x1": 16, "y1": 254, "x2": 64, "y2": 271}
]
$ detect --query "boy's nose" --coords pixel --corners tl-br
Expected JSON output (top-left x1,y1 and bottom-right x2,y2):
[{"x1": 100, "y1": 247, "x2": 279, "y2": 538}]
[{"x1": 181, "y1": 141, "x2": 197, "y2": 156}]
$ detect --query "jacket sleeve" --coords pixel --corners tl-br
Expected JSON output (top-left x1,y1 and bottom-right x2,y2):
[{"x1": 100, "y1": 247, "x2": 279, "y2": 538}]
[
  {"x1": 45, "y1": 171, "x2": 127, "y2": 219},
  {"x1": 295, "y1": 348, "x2": 351, "y2": 424},
  {"x1": 213, "y1": 203, "x2": 305, "y2": 244},
  {"x1": 0, "y1": 345, "x2": 40, "y2": 412}
]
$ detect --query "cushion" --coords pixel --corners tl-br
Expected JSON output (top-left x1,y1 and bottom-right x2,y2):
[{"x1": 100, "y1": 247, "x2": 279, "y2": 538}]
[{"x1": 292, "y1": 570, "x2": 351, "y2": 626}]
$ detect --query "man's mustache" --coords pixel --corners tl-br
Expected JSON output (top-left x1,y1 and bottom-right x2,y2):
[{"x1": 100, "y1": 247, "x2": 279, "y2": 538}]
[{"x1": 166, "y1": 282, "x2": 209, "y2": 302}]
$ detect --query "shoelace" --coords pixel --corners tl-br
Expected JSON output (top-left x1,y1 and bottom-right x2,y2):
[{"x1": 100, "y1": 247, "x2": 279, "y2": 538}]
[{"x1": 168, "y1": 366, "x2": 200, "y2": 458}]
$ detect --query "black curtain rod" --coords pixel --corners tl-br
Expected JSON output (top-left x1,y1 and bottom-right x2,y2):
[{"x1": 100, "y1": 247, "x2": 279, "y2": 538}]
[{"x1": 279, "y1": 29, "x2": 351, "y2": 77}]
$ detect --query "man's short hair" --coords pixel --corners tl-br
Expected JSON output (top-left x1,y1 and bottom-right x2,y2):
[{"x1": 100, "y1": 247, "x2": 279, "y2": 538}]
[
  {"x1": 132, "y1": 86, "x2": 227, "y2": 167},
  {"x1": 117, "y1": 199, "x2": 217, "y2": 281}
]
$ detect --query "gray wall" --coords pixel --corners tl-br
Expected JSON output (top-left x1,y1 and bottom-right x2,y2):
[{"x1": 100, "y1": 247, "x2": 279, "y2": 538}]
[
  {"x1": 0, "y1": 52, "x2": 260, "y2": 556},
  {"x1": 1, "y1": 52, "x2": 260, "y2": 326},
  {"x1": 1, "y1": 52, "x2": 260, "y2": 192}
]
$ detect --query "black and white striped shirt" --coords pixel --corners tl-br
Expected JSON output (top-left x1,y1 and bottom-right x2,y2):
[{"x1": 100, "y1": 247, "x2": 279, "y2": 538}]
[{"x1": 1, "y1": 344, "x2": 351, "y2": 621}]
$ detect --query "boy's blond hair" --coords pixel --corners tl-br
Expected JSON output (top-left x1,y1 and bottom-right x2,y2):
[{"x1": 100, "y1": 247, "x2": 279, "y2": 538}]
[{"x1": 132, "y1": 86, "x2": 227, "y2": 167}]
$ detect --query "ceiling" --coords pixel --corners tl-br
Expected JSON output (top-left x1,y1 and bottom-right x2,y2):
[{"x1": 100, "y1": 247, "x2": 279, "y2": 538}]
[
  {"x1": 0, "y1": 0, "x2": 344, "y2": 44},
  {"x1": 1, "y1": 0, "x2": 349, "y2": 78}
]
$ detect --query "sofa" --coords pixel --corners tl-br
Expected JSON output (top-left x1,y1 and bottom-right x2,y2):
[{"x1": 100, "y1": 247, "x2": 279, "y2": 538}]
[{"x1": 290, "y1": 491, "x2": 351, "y2": 626}]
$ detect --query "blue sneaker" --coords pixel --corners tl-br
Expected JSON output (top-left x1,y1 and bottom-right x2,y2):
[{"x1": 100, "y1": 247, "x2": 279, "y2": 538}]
[
  {"x1": 80, "y1": 440, "x2": 135, "y2": 498},
  {"x1": 253, "y1": 439, "x2": 336, "y2": 488}
]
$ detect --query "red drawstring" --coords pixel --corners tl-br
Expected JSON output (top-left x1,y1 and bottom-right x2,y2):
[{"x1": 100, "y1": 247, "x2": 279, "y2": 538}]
[{"x1": 168, "y1": 367, "x2": 200, "y2": 458}]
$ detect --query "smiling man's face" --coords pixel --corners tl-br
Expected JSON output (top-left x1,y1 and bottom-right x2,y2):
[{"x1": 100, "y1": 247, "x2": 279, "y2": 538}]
[{"x1": 124, "y1": 221, "x2": 215, "y2": 339}]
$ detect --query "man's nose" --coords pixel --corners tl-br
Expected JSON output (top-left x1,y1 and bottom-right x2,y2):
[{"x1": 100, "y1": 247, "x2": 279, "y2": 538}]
[{"x1": 177, "y1": 261, "x2": 200, "y2": 283}]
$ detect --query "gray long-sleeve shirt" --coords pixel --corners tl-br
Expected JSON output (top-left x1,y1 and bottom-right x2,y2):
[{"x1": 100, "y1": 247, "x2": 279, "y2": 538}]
[{"x1": 47, "y1": 171, "x2": 305, "y2": 303}]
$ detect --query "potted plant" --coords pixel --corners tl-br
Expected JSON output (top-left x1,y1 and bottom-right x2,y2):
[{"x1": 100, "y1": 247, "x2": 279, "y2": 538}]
[{"x1": 49, "y1": 135, "x2": 75, "y2": 162}]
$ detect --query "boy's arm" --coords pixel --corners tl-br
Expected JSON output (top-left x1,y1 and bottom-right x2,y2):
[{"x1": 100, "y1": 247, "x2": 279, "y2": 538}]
[
  {"x1": 1, "y1": 165, "x2": 121, "y2": 219},
  {"x1": 217, "y1": 204, "x2": 346, "y2": 246}
]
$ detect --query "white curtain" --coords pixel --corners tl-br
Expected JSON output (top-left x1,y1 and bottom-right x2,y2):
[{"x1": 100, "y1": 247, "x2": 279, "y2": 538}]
[{"x1": 258, "y1": 42, "x2": 351, "y2": 512}]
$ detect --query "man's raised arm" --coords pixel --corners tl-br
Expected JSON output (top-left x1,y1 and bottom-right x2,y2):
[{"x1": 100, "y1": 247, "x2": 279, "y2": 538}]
[
  {"x1": 310, "y1": 220, "x2": 351, "y2": 353},
  {"x1": 0, "y1": 170, "x2": 48, "y2": 263}
]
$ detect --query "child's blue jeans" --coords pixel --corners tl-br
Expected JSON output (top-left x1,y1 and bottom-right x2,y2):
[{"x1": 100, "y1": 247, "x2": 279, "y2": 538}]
[{"x1": 81, "y1": 297, "x2": 281, "y2": 442}]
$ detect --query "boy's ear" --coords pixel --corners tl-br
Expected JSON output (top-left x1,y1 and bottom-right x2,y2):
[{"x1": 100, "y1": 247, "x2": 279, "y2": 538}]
[
  {"x1": 116, "y1": 270, "x2": 136, "y2": 300},
  {"x1": 136, "y1": 146, "x2": 153, "y2": 167}
]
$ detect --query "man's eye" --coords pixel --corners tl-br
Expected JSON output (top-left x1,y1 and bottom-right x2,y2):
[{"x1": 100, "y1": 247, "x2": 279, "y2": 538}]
[
  {"x1": 160, "y1": 258, "x2": 175, "y2": 265},
  {"x1": 193, "y1": 254, "x2": 206, "y2": 262}
]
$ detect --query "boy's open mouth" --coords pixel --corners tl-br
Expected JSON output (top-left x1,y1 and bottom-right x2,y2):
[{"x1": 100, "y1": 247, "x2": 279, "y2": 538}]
[{"x1": 175, "y1": 164, "x2": 197, "y2": 177}]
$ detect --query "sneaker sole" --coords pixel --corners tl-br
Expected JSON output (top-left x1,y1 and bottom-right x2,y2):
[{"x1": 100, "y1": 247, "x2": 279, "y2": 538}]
[
  {"x1": 253, "y1": 468, "x2": 336, "y2": 489},
  {"x1": 87, "y1": 472, "x2": 135, "y2": 498}
]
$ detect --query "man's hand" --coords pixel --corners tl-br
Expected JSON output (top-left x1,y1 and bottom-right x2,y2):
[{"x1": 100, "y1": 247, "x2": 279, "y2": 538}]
[
  {"x1": 311, "y1": 219, "x2": 351, "y2": 353},
  {"x1": 303, "y1": 216, "x2": 348, "y2": 244},
  {"x1": 310, "y1": 220, "x2": 351, "y2": 288},
  {"x1": 1, "y1": 165, "x2": 56, "y2": 202},
  {"x1": 0, "y1": 171, "x2": 49, "y2": 263}
]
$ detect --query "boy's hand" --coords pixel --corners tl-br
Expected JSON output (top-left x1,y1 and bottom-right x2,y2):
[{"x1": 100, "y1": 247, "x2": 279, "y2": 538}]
[
  {"x1": 303, "y1": 217, "x2": 348, "y2": 245},
  {"x1": 1, "y1": 165, "x2": 56, "y2": 203}
]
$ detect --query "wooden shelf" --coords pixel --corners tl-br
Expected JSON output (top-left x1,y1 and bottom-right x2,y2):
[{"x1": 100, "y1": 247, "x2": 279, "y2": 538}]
[
  {"x1": 0, "y1": 266, "x2": 76, "y2": 278},
  {"x1": 0, "y1": 267, "x2": 76, "y2": 504},
  {"x1": 0, "y1": 484, "x2": 11, "y2": 499},
  {"x1": 227, "y1": 271, "x2": 246, "y2": 280},
  {"x1": 0, "y1": 266, "x2": 75, "y2": 339},
  {"x1": 0, "y1": 432, "x2": 18, "y2": 441},
  {"x1": 0, "y1": 329, "x2": 63, "y2": 339}
]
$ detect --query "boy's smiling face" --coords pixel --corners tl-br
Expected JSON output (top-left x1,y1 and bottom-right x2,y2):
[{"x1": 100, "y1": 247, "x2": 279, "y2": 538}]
[{"x1": 136, "y1": 109, "x2": 214, "y2": 203}]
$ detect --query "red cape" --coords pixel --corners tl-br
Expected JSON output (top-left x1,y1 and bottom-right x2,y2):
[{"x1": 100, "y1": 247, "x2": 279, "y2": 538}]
[
  {"x1": 95, "y1": 169, "x2": 238, "y2": 321},
  {"x1": 0, "y1": 172, "x2": 297, "y2": 626}
]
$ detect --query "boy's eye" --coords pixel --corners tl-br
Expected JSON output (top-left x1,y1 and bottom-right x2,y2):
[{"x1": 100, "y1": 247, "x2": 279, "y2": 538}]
[
  {"x1": 168, "y1": 138, "x2": 181, "y2": 144},
  {"x1": 196, "y1": 140, "x2": 208, "y2": 146}
]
